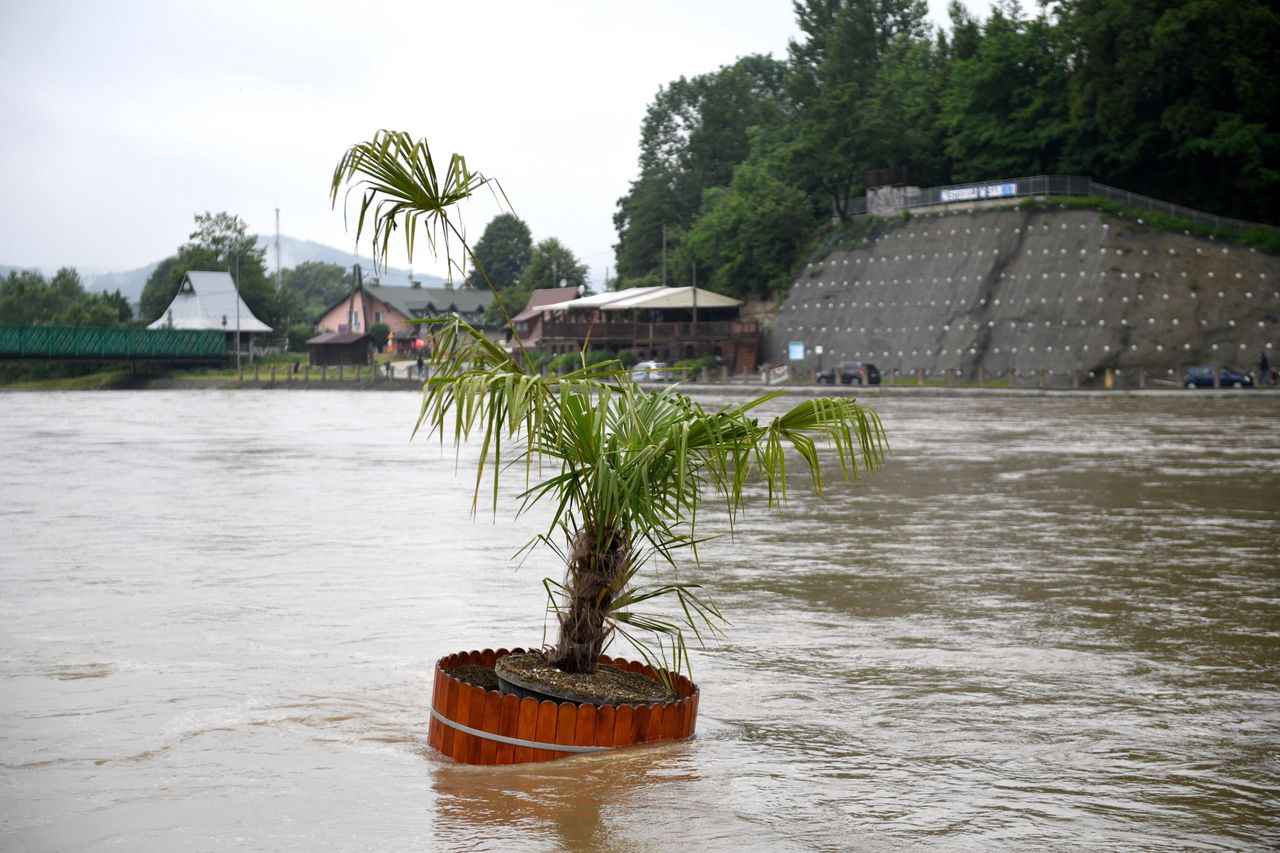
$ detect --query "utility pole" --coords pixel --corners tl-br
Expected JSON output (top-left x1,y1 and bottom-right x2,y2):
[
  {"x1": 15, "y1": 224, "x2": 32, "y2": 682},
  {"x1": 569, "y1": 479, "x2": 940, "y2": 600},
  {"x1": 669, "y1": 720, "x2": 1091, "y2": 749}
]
[
  {"x1": 691, "y1": 262, "x2": 698, "y2": 338},
  {"x1": 233, "y1": 252, "x2": 242, "y2": 375},
  {"x1": 275, "y1": 208, "x2": 284, "y2": 350}
]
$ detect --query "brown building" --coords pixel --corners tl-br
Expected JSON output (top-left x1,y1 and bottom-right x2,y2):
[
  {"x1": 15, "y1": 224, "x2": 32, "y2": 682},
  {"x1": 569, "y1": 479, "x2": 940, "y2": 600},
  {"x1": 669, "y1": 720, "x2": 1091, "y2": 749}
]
[
  {"x1": 511, "y1": 286, "x2": 760, "y2": 373},
  {"x1": 306, "y1": 331, "x2": 375, "y2": 366}
]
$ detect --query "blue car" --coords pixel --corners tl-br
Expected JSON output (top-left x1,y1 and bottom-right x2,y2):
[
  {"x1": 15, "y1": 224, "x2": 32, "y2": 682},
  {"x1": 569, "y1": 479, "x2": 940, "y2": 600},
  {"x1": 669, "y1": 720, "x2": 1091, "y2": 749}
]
[{"x1": 1182, "y1": 365, "x2": 1254, "y2": 388}]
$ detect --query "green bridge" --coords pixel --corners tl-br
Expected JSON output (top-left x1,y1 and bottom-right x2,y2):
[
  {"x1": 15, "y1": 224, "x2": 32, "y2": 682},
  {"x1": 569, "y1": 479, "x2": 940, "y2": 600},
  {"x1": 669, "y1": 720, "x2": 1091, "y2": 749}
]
[{"x1": 0, "y1": 325, "x2": 227, "y2": 364}]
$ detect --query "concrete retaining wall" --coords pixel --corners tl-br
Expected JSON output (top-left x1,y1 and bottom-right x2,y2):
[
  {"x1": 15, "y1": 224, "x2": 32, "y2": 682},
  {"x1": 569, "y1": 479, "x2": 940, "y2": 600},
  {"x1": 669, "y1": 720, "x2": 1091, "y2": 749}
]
[{"x1": 771, "y1": 204, "x2": 1278, "y2": 383}]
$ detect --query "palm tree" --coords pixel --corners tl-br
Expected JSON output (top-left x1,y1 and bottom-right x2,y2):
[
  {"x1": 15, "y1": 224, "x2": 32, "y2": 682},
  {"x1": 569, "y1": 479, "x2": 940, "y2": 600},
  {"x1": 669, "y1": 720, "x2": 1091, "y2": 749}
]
[{"x1": 332, "y1": 130, "x2": 888, "y2": 679}]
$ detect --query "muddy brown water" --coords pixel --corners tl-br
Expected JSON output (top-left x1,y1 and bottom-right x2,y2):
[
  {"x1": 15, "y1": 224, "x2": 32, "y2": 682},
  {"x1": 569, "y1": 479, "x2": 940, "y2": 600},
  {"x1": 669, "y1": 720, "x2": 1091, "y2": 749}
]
[{"x1": 1, "y1": 390, "x2": 1276, "y2": 851}]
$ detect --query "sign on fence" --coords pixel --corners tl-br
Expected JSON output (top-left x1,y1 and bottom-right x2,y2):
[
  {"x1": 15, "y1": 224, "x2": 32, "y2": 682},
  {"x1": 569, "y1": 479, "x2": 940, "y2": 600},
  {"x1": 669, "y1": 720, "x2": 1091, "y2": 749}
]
[{"x1": 940, "y1": 182, "x2": 1018, "y2": 203}]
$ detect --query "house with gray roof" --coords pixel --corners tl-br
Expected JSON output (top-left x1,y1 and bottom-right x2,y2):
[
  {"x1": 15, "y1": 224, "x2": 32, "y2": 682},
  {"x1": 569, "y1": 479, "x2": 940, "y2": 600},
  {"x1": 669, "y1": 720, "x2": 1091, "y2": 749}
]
[
  {"x1": 147, "y1": 270, "x2": 273, "y2": 358},
  {"x1": 315, "y1": 270, "x2": 493, "y2": 354}
]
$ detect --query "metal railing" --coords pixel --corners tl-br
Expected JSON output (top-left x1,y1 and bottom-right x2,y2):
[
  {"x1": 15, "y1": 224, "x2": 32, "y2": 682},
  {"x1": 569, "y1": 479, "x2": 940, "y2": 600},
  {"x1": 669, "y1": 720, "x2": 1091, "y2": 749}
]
[
  {"x1": 541, "y1": 320, "x2": 757, "y2": 343},
  {"x1": 859, "y1": 175, "x2": 1271, "y2": 234},
  {"x1": 0, "y1": 325, "x2": 226, "y2": 361}
]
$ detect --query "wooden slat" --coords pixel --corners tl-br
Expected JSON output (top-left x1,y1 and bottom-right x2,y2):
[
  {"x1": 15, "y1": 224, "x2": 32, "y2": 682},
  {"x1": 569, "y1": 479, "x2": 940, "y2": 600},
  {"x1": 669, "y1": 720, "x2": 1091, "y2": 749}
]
[
  {"x1": 496, "y1": 694, "x2": 520, "y2": 765},
  {"x1": 514, "y1": 697, "x2": 540, "y2": 764},
  {"x1": 553, "y1": 701, "x2": 578, "y2": 759},
  {"x1": 447, "y1": 678, "x2": 470, "y2": 762},
  {"x1": 463, "y1": 684, "x2": 487, "y2": 764},
  {"x1": 612, "y1": 704, "x2": 634, "y2": 747},
  {"x1": 439, "y1": 673, "x2": 460, "y2": 758},
  {"x1": 594, "y1": 705, "x2": 615, "y2": 749},
  {"x1": 478, "y1": 690, "x2": 502, "y2": 765},
  {"x1": 428, "y1": 666, "x2": 446, "y2": 753},
  {"x1": 479, "y1": 648, "x2": 496, "y2": 667},
  {"x1": 630, "y1": 705, "x2": 649, "y2": 744},
  {"x1": 644, "y1": 703, "x2": 663, "y2": 742},
  {"x1": 574, "y1": 703, "x2": 596, "y2": 751},
  {"x1": 534, "y1": 700, "x2": 559, "y2": 763},
  {"x1": 466, "y1": 650, "x2": 483, "y2": 665},
  {"x1": 661, "y1": 699, "x2": 680, "y2": 741}
]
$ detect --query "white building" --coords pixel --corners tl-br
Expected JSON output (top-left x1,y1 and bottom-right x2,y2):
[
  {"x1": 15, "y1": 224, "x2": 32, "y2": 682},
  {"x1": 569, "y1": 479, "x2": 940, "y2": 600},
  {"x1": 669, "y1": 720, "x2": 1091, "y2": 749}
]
[{"x1": 147, "y1": 270, "x2": 272, "y2": 356}]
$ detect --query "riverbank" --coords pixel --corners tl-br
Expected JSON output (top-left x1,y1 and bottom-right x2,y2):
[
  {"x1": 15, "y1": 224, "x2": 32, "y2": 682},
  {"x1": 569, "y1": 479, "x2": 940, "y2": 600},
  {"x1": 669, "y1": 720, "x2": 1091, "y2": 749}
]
[{"x1": 7, "y1": 373, "x2": 1275, "y2": 399}]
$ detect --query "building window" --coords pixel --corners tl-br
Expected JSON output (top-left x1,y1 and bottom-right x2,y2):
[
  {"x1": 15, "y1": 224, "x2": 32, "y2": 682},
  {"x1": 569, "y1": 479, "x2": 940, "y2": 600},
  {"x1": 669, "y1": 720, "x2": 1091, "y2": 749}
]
[{"x1": 375, "y1": 311, "x2": 384, "y2": 323}]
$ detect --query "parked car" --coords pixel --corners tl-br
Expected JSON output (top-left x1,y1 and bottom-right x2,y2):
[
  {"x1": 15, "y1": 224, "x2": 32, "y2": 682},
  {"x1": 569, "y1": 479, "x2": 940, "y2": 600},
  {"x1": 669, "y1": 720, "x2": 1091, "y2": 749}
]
[
  {"x1": 1182, "y1": 365, "x2": 1254, "y2": 388},
  {"x1": 629, "y1": 360, "x2": 670, "y2": 382},
  {"x1": 816, "y1": 361, "x2": 880, "y2": 385}
]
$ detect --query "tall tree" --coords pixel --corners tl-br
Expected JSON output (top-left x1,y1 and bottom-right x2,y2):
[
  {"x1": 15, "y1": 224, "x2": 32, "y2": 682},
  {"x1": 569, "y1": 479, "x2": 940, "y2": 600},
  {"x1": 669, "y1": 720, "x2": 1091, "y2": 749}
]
[
  {"x1": 466, "y1": 213, "x2": 532, "y2": 289},
  {"x1": 941, "y1": 4, "x2": 1071, "y2": 180},
  {"x1": 783, "y1": 0, "x2": 931, "y2": 220},
  {"x1": 674, "y1": 161, "x2": 817, "y2": 300},
  {"x1": 613, "y1": 55, "x2": 789, "y2": 284},
  {"x1": 520, "y1": 238, "x2": 587, "y2": 291},
  {"x1": 1061, "y1": 0, "x2": 1280, "y2": 221}
]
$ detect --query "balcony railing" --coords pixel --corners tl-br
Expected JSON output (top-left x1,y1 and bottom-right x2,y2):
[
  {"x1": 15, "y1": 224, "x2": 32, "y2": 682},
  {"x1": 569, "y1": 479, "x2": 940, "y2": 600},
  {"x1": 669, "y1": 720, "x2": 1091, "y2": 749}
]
[{"x1": 541, "y1": 320, "x2": 757, "y2": 343}]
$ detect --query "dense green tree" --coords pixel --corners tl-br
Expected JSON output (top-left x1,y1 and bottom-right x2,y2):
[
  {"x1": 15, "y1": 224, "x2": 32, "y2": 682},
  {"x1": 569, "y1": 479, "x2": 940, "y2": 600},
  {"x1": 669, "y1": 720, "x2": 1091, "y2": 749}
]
[
  {"x1": 1061, "y1": 0, "x2": 1280, "y2": 221},
  {"x1": 941, "y1": 5, "x2": 1072, "y2": 180},
  {"x1": 782, "y1": 0, "x2": 932, "y2": 220},
  {"x1": 674, "y1": 162, "x2": 817, "y2": 300},
  {"x1": 466, "y1": 213, "x2": 532, "y2": 289},
  {"x1": 521, "y1": 238, "x2": 588, "y2": 291},
  {"x1": 0, "y1": 268, "x2": 131, "y2": 326},
  {"x1": 278, "y1": 261, "x2": 351, "y2": 326},
  {"x1": 613, "y1": 55, "x2": 789, "y2": 283},
  {"x1": 608, "y1": 0, "x2": 1278, "y2": 303}
]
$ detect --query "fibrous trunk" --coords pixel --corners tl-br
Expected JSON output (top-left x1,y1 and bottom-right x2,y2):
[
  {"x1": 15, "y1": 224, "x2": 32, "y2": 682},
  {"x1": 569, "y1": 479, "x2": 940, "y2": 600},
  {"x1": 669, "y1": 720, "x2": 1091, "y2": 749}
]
[{"x1": 551, "y1": 525, "x2": 628, "y2": 675}]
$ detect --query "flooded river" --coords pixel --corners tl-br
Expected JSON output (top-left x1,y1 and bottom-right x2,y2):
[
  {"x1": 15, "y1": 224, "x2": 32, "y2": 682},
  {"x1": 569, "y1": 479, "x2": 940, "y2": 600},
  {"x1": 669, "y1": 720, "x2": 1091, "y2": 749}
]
[{"x1": 1, "y1": 390, "x2": 1276, "y2": 851}]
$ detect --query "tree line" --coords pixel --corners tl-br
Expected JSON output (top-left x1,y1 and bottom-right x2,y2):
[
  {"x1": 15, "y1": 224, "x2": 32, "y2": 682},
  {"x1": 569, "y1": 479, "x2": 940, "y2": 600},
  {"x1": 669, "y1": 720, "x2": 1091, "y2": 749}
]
[
  {"x1": 4, "y1": 208, "x2": 595, "y2": 343},
  {"x1": 612, "y1": 0, "x2": 1279, "y2": 300},
  {"x1": 0, "y1": 268, "x2": 133, "y2": 327}
]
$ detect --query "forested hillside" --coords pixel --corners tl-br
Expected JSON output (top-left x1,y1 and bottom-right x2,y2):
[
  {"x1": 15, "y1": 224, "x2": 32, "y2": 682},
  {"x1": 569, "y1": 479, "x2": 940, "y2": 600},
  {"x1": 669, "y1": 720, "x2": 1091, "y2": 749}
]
[{"x1": 613, "y1": 0, "x2": 1278, "y2": 300}]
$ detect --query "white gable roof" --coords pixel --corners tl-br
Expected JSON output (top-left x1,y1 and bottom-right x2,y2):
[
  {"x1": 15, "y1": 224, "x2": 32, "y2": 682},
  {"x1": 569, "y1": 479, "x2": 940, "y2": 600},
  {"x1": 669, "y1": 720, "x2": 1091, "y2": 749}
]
[
  {"x1": 539, "y1": 286, "x2": 740, "y2": 313},
  {"x1": 147, "y1": 271, "x2": 273, "y2": 333}
]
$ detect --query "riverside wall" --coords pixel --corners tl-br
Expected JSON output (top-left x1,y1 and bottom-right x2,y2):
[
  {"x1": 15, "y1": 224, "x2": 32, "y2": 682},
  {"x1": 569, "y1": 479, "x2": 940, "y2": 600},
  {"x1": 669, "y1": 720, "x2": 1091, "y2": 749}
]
[{"x1": 769, "y1": 204, "x2": 1278, "y2": 384}]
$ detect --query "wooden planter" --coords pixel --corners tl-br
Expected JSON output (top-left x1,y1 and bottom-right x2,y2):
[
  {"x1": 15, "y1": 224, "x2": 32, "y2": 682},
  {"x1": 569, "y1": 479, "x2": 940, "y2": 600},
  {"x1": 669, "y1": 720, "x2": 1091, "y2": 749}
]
[{"x1": 428, "y1": 647, "x2": 700, "y2": 765}]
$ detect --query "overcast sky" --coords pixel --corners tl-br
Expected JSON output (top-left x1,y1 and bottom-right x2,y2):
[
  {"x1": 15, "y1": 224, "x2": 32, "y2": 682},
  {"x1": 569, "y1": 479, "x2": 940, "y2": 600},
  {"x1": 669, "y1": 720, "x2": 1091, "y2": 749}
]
[{"x1": 0, "y1": 0, "x2": 984, "y2": 287}]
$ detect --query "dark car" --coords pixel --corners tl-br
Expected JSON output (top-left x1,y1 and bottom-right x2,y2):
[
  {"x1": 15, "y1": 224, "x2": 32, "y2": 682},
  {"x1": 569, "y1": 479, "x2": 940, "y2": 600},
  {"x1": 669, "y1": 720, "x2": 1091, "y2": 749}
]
[
  {"x1": 817, "y1": 361, "x2": 880, "y2": 385},
  {"x1": 1182, "y1": 365, "x2": 1254, "y2": 388}
]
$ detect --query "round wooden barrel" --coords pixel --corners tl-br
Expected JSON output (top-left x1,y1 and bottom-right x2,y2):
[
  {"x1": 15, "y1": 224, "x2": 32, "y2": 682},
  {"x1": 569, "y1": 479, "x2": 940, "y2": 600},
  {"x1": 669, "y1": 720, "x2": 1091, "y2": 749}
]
[{"x1": 427, "y1": 648, "x2": 700, "y2": 765}]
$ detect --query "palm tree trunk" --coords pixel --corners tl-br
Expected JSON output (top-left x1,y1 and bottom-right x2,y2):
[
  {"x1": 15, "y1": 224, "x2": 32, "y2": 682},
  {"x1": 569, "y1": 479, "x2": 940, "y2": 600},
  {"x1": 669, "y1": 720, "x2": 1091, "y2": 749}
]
[{"x1": 551, "y1": 525, "x2": 628, "y2": 674}]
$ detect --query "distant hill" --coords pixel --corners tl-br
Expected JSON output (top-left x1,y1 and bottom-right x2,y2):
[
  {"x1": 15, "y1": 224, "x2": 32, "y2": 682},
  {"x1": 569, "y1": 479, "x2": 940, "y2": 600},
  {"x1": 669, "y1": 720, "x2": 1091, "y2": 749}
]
[
  {"x1": 3, "y1": 236, "x2": 444, "y2": 305},
  {"x1": 255, "y1": 235, "x2": 445, "y2": 290}
]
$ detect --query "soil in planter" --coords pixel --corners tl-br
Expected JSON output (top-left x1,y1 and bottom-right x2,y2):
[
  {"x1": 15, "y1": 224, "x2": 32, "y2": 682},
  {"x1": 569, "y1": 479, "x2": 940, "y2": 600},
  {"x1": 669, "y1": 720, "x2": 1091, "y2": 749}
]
[
  {"x1": 499, "y1": 652, "x2": 674, "y2": 706},
  {"x1": 444, "y1": 663, "x2": 500, "y2": 691}
]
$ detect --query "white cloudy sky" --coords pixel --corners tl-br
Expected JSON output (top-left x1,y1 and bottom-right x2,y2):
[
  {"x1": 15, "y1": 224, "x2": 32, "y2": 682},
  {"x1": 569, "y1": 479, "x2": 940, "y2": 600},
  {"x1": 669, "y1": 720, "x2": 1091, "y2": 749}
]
[{"x1": 0, "y1": 0, "x2": 983, "y2": 287}]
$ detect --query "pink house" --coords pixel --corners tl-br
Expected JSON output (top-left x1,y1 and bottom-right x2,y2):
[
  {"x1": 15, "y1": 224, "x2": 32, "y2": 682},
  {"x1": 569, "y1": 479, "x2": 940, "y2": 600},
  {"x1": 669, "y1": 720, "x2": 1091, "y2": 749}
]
[{"x1": 315, "y1": 271, "x2": 492, "y2": 354}]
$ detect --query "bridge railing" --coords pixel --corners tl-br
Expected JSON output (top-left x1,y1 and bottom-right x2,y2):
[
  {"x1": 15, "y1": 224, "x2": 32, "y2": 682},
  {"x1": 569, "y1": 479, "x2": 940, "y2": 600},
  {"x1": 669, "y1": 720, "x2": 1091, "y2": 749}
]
[{"x1": 0, "y1": 325, "x2": 226, "y2": 360}]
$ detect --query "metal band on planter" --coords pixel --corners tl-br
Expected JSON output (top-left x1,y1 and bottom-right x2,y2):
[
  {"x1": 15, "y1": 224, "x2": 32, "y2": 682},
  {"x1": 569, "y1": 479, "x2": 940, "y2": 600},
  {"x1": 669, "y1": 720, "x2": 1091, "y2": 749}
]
[{"x1": 429, "y1": 707, "x2": 610, "y2": 754}]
